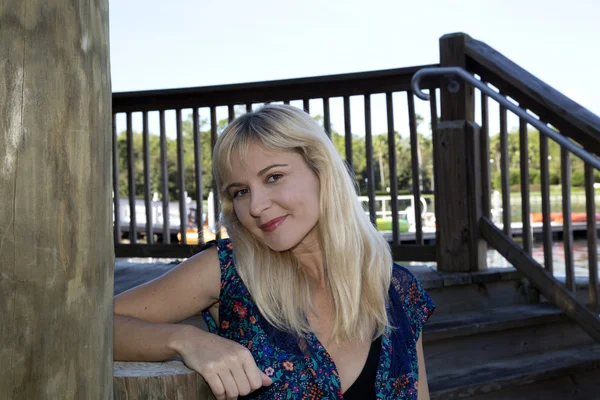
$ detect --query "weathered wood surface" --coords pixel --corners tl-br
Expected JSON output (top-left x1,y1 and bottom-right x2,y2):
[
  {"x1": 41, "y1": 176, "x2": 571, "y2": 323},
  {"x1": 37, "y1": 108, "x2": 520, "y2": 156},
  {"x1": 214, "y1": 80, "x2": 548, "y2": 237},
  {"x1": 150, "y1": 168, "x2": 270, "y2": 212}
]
[
  {"x1": 0, "y1": 1, "x2": 113, "y2": 398},
  {"x1": 114, "y1": 361, "x2": 215, "y2": 400},
  {"x1": 433, "y1": 121, "x2": 487, "y2": 272},
  {"x1": 439, "y1": 33, "x2": 475, "y2": 122},
  {"x1": 465, "y1": 38, "x2": 600, "y2": 157},
  {"x1": 479, "y1": 217, "x2": 600, "y2": 342},
  {"x1": 430, "y1": 343, "x2": 600, "y2": 400},
  {"x1": 425, "y1": 305, "x2": 595, "y2": 373}
]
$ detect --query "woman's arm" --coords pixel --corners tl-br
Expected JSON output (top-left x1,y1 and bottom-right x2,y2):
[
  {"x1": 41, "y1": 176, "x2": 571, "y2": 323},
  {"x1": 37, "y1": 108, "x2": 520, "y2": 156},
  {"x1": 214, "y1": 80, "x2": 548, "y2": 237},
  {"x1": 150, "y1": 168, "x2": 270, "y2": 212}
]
[
  {"x1": 114, "y1": 246, "x2": 221, "y2": 326},
  {"x1": 113, "y1": 246, "x2": 220, "y2": 361},
  {"x1": 113, "y1": 246, "x2": 272, "y2": 399},
  {"x1": 417, "y1": 335, "x2": 430, "y2": 400},
  {"x1": 113, "y1": 314, "x2": 197, "y2": 361}
]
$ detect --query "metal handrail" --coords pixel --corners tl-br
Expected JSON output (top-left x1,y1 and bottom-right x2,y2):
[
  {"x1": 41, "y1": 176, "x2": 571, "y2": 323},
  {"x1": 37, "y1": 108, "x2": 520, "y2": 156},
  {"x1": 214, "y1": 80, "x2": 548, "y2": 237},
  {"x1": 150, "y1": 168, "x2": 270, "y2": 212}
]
[{"x1": 411, "y1": 66, "x2": 600, "y2": 170}]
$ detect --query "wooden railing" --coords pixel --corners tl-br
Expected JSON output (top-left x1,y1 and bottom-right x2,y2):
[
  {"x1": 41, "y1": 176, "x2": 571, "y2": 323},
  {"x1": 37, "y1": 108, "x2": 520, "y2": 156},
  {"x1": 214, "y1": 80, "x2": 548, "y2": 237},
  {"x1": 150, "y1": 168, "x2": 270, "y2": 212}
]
[
  {"x1": 430, "y1": 33, "x2": 600, "y2": 339},
  {"x1": 111, "y1": 34, "x2": 599, "y2": 293},
  {"x1": 112, "y1": 66, "x2": 441, "y2": 262},
  {"x1": 110, "y1": 31, "x2": 600, "y2": 398}
]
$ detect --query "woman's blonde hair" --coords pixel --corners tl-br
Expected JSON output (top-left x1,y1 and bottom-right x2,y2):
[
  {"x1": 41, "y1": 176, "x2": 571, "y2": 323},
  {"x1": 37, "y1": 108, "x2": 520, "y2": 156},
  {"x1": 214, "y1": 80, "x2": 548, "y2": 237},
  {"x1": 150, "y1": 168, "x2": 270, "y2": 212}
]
[{"x1": 213, "y1": 104, "x2": 392, "y2": 342}]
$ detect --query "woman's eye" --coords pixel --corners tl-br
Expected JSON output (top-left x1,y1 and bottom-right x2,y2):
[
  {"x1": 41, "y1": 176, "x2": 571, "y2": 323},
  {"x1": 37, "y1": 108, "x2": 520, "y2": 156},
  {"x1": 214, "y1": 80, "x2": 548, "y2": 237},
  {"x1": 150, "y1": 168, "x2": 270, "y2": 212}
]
[
  {"x1": 233, "y1": 188, "x2": 249, "y2": 198},
  {"x1": 267, "y1": 174, "x2": 283, "y2": 183}
]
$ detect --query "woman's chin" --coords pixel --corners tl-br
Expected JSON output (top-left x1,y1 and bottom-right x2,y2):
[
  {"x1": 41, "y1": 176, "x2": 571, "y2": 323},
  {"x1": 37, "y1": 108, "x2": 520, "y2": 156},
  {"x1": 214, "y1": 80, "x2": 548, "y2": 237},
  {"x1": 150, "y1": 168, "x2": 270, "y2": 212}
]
[{"x1": 260, "y1": 233, "x2": 301, "y2": 253}]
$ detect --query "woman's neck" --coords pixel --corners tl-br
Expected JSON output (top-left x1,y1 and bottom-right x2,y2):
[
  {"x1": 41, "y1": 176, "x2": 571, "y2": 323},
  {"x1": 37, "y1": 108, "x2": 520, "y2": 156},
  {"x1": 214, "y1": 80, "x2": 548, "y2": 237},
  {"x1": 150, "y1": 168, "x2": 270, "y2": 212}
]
[{"x1": 291, "y1": 233, "x2": 327, "y2": 289}]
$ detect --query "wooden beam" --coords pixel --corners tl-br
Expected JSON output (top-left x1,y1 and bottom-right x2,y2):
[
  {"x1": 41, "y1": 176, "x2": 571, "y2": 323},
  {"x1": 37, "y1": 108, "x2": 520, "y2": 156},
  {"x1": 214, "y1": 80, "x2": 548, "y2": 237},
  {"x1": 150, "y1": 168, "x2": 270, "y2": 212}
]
[
  {"x1": 433, "y1": 121, "x2": 487, "y2": 272},
  {"x1": 391, "y1": 245, "x2": 437, "y2": 262},
  {"x1": 115, "y1": 244, "x2": 200, "y2": 258},
  {"x1": 112, "y1": 64, "x2": 440, "y2": 112},
  {"x1": 479, "y1": 217, "x2": 600, "y2": 342},
  {"x1": 115, "y1": 244, "x2": 437, "y2": 262},
  {"x1": 465, "y1": 38, "x2": 600, "y2": 158},
  {"x1": 0, "y1": 1, "x2": 113, "y2": 398}
]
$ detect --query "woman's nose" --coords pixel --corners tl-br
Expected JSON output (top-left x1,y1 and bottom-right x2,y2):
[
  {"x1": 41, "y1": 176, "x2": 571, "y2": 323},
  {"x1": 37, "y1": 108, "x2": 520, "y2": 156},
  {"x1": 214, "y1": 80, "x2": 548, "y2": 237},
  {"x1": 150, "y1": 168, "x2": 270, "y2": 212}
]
[{"x1": 249, "y1": 188, "x2": 272, "y2": 217}]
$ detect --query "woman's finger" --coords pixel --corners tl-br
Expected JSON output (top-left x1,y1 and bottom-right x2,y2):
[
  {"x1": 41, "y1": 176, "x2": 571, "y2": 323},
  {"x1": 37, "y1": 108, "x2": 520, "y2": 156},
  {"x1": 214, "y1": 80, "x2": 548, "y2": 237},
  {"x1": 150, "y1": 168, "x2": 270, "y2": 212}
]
[
  {"x1": 203, "y1": 373, "x2": 227, "y2": 400},
  {"x1": 241, "y1": 356, "x2": 269, "y2": 391},
  {"x1": 243, "y1": 364, "x2": 264, "y2": 392},
  {"x1": 218, "y1": 370, "x2": 239, "y2": 400},
  {"x1": 230, "y1": 364, "x2": 252, "y2": 396},
  {"x1": 260, "y1": 371, "x2": 273, "y2": 386}
]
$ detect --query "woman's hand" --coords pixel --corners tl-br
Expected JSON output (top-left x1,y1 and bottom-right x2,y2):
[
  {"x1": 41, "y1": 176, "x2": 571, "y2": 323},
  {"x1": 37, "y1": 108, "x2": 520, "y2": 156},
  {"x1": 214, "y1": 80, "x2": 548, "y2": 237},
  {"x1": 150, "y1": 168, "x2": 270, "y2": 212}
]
[{"x1": 172, "y1": 326, "x2": 272, "y2": 400}]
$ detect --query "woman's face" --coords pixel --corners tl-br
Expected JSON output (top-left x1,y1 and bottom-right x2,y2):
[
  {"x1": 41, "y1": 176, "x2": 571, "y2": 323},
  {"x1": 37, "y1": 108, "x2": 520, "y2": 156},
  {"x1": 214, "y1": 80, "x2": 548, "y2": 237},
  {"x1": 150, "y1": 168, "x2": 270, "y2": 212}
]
[{"x1": 225, "y1": 143, "x2": 320, "y2": 252}]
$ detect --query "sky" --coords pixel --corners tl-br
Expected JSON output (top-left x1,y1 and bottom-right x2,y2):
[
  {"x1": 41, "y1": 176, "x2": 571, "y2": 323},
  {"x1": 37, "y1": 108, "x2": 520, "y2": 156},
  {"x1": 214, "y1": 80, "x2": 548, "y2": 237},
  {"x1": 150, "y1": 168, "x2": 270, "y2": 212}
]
[{"x1": 109, "y1": 0, "x2": 600, "y2": 138}]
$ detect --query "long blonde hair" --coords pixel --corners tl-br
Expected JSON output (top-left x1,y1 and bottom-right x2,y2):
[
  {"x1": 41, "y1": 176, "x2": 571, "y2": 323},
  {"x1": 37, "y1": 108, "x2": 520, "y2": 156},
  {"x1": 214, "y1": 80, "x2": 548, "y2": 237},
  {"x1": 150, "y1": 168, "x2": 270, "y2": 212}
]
[{"x1": 213, "y1": 104, "x2": 392, "y2": 342}]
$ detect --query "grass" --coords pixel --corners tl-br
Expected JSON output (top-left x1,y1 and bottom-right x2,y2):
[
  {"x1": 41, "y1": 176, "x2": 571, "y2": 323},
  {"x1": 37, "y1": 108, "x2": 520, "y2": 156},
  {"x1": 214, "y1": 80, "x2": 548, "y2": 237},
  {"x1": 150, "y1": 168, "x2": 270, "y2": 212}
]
[{"x1": 376, "y1": 218, "x2": 410, "y2": 232}]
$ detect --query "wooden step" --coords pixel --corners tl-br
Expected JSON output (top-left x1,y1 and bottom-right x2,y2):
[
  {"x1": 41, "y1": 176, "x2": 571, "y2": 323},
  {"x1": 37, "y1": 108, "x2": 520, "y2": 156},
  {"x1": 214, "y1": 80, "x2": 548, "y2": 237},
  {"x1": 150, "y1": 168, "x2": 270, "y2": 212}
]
[
  {"x1": 429, "y1": 344, "x2": 600, "y2": 400},
  {"x1": 423, "y1": 303, "x2": 595, "y2": 372},
  {"x1": 425, "y1": 303, "x2": 567, "y2": 341},
  {"x1": 412, "y1": 266, "x2": 533, "y2": 315}
]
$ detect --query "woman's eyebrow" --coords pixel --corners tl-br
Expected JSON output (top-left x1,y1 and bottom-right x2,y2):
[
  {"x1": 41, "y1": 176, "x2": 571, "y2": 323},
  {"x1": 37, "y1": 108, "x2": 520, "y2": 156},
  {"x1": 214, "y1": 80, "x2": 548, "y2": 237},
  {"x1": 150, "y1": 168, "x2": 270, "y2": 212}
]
[
  {"x1": 224, "y1": 164, "x2": 289, "y2": 193},
  {"x1": 257, "y1": 164, "x2": 288, "y2": 176}
]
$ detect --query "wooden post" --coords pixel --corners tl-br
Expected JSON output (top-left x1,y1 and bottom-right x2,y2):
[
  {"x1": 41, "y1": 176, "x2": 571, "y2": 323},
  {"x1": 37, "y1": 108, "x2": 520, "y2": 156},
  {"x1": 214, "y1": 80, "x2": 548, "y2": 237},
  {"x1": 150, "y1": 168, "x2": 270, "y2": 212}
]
[
  {"x1": 0, "y1": 1, "x2": 113, "y2": 399},
  {"x1": 114, "y1": 361, "x2": 216, "y2": 400},
  {"x1": 439, "y1": 33, "x2": 475, "y2": 121},
  {"x1": 434, "y1": 33, "x2": 487, "y2": 272},
  {"x1": 433, "y1": 121, "x2": 487, "y2": 272}
]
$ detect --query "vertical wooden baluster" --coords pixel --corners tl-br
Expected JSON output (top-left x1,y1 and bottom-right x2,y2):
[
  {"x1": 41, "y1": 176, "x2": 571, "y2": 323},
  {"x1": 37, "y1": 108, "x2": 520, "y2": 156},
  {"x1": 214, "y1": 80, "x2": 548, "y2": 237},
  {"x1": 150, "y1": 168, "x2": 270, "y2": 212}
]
[
  {"x1": 113, "y1": 113, "x2": 121, "y2": 244},
  {"x1": 519, "y1": 115, "x2": 532, "y2": 254},
  {"x1": 386, "y1": 93, "x2": 399, "y2": 245},
  {"x1": 142, "y1": 111, "x2": 153, "y2": 244},
  {"x1": 561, "y1": 147, "x2": 575, "y2": 291},
  {"x1": 539, "y1": 132, "x2": 553, "y2": 274},
  {"x1": 159, "y1": 110, "x2": 170, "y2": 244},
  {"x1": 499, "y1": 102, "x2": 511, "y2": 237},
  {"x1": 364, "y1": 95, "x2": 377, "y2": 227},
  {"x1": 193, "y1": 108, "x2": 203, "y2": 245},
  {"x1": 408, "y1": 91, "x2": 423, "y2": 245},
  {"x1": 126, "y1": 112, "x2": 137, "y2": 244},
  {"x1": 585, "y1": 163, "x2": 599, "y2": 311}
]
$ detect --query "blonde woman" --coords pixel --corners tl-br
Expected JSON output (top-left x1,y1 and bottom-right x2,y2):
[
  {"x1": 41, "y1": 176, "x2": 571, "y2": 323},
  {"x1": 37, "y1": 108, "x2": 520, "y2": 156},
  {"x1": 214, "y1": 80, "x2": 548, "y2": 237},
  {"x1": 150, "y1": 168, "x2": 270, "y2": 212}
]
[{"x1": 114, "y1": 105, "x2": 435, "y2": 399}]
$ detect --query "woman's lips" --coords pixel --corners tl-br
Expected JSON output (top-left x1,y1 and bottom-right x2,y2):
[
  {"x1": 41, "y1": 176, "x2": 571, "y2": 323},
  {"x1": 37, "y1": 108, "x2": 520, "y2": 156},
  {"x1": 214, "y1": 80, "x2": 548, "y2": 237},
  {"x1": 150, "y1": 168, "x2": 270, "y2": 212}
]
[{"x1": 260, "y1": 216, "x2": 288, "y2": 232}]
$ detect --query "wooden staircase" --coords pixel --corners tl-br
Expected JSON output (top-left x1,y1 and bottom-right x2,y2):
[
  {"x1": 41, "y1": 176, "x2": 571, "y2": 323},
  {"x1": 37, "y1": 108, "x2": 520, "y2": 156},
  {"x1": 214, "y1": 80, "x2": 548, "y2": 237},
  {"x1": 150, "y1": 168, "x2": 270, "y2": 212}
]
[{"x1": 415, "y1": 266, "x2": 600, "y2": 399}]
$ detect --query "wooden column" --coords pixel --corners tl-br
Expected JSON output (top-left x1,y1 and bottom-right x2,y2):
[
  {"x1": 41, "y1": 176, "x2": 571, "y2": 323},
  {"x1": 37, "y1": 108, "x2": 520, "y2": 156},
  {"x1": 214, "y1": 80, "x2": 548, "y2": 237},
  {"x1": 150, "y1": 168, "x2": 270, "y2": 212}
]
[
  {"x1": 434, "y1": 33, "x2": 487, "y2": 272},
  {"x1": 0, "y1": 1, "x2": 113, "y2": 399}
]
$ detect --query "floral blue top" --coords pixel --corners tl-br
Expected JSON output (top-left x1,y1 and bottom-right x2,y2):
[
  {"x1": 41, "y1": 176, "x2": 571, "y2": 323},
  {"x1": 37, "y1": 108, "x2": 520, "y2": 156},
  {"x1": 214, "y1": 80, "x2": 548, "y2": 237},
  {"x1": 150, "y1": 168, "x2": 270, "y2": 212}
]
[{"x1": 201, "y1": 239, "x2": 435, "y2": 399}]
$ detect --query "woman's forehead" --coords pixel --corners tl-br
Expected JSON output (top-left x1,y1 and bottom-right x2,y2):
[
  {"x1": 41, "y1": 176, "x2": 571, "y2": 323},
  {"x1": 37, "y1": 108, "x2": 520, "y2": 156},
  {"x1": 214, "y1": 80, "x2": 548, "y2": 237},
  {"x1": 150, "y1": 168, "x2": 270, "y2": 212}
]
[{"x1": 230, "y1": 144, "x2": 300, "y2": 172}]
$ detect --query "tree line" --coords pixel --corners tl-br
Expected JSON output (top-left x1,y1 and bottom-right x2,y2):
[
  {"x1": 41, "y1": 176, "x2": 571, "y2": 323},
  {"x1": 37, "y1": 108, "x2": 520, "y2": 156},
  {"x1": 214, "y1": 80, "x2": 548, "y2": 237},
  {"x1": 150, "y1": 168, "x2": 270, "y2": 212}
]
[{"x1": 116, "y1": 111, "x2": 599, "y2": 201}]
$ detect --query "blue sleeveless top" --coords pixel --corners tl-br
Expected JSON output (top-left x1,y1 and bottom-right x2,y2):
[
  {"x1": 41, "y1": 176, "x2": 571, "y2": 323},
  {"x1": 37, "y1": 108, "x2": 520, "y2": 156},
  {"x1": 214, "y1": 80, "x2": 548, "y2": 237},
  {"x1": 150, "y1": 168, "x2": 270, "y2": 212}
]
[{"x1": 201, "y1": 239, "x2": 435, "y2": 399}]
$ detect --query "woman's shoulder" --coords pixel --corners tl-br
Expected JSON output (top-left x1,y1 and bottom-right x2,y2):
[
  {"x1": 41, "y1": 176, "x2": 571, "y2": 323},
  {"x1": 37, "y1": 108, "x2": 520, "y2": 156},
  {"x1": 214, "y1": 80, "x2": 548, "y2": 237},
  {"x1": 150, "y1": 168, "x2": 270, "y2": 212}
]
[
  {"x1": 199, "y1": 238, "x2": 248, "y2": 295},
  {"x1": 200, "y1": 238, "x2": 233, "y2": 252},
  {"x1": 390, "y1": 263, "x2": 422, "y2": 294},
  {"x1": 199, "y1": 238, "x2": 234, "y2": 266},
  {"x1": 389, "y1": 263, "x2": 435, "y2": 339}
]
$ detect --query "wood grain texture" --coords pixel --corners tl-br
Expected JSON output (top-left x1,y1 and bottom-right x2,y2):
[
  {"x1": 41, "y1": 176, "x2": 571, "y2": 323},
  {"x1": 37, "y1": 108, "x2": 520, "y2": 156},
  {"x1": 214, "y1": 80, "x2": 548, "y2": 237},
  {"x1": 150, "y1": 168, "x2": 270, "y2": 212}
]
[
  {"x1": 114, "y1": 361, "x2": 216, "y2": 400},
  {"x1": 0, "y1": 1, "x2": 113, "y2": 398},
  {"x1": 479, "y1": 217, "x2": 600, "y2": 342},
  {"x1": 439, "y1": 33, "x2": 475, "y2": 122},
  {"x1": 433, "y1": 121, "x2": 486, "y2": 272},
  {"x1": 465, "y1": 38, "x2": 600, "y2": 157}
]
